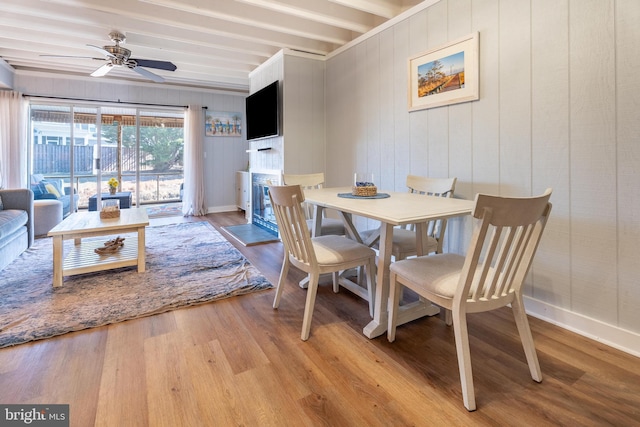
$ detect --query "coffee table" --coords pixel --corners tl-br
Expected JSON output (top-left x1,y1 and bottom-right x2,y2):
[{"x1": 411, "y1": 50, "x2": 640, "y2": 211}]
[{"x1": 47, "y1": 208, "x2": 150, "y2": 287}]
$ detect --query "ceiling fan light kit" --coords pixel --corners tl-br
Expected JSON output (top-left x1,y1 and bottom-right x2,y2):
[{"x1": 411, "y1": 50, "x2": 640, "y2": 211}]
[{"x1": 43, "y1": 31, "x2": 177, "y2": 83}]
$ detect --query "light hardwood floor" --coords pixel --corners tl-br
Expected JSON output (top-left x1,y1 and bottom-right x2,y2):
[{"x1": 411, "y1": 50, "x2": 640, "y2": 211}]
[{"x1": 1, "y1": 211, "x2": 639, "y2": 426}]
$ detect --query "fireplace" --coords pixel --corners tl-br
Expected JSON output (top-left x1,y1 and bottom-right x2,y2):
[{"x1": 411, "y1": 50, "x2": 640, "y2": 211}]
[{"x1": 250, "y1": 172, "x2": 280, "y2": 235}]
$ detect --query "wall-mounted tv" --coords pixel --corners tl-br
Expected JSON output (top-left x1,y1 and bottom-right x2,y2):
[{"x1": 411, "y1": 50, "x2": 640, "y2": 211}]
[{"x1": 245, "y1": 80, "x2": 279, "y2": 141}]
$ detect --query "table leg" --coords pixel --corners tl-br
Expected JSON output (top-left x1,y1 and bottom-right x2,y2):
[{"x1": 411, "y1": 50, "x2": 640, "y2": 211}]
[
  {"x1": 52, "y1": 235, "x2": 63, "y2": 287},
  {"x1": 338, "y1": 212, "x2": 362, "y2": 243},
  {"x1": 363, "y1": 222, "x2": 440, "y2": 339},
  {"x1": 137, "y1": 226, "x2": 146, "y2": 272},
  {"x1": 310, "y1": 205, "x2": 324, "y2": 238},
  {"x1": 363, "y1": 222, "x2": 393, "y2": 338}
]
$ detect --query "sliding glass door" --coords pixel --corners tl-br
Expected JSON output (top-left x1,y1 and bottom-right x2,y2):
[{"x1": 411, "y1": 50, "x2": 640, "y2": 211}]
[{"x1": 29, "y1": 103, "x2": 185, "y2": 211}]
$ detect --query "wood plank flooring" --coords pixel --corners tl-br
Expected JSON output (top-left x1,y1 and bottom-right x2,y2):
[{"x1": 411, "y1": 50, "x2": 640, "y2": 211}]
[{"x1": 1, "y1": 211, "x2": 639, "y2": 426}]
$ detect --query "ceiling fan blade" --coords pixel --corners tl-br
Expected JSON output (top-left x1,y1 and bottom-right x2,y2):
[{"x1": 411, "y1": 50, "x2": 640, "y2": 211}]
[
  {"x1": 130, "y1": 59, "x2": 176, "y2": 71},
  {"x1": 91, "y1": 63, "x2": 113, "y2": 77},
  {"x1": 130, "y1": 65, "x2": 165, "y2": 82},
  {"x1": 86, "y1": 44, "x2": 115, "y2": 58}
]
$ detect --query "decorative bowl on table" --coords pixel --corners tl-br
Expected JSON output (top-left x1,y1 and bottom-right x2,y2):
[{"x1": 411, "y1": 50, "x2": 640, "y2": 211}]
[{"x1": 352, "y1": 173, "x2": 377, "y2": 197}]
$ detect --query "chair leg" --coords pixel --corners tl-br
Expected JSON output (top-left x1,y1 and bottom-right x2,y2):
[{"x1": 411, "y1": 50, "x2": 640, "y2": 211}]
[
  {"x1": 301, "y1": 272, "x2": 320, "y2": 341},
  {"x1": 273, "y1": 258, "x2": 290, "y2": 309},
  {"x1": 299, "y1": 275, "x2": 310, "y2": 289},
  {"x1": 452, "y1": 307, "x2": 476, "y2": 411},
  {"x1": 365, "y1": 258, "x2": 376, "y2": 317},
  {"x1": 444, "y1": 308, "x2": 453, "y2": 326},
  {"x1": 332, "y1": 271, "x2": 340, "y2": 293},
  {"x1": 387, "y1": 271, "x2": 402, "y2": 342},
  {"x1": 512, "y1": 295, "x2": 542, "y2": 382}
]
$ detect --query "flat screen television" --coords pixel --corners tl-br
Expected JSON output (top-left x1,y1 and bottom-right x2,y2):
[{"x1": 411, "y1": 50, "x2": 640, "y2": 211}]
[{"x1": 245, "y1": 80, "x2": 279, "y2": 141}]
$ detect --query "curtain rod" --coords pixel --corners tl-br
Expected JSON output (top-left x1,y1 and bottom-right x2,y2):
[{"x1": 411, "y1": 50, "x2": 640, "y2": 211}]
[{"x1": 22, "y1": 94, "x2": 207, "y2": 109}]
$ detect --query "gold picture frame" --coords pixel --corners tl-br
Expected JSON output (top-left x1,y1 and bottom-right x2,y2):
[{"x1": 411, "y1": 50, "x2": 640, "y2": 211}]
[{"x1": 408, "y1": 32, "x2": 479, "y2": 112}]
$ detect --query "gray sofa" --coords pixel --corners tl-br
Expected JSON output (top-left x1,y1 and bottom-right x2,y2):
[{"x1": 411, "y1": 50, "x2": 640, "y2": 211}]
[
  {"x1": 0, "y1": 189, "x2": 34, "y2": 271},
  {"x1": 30, "y1": 174, "x2": 78, "y2": 217}
]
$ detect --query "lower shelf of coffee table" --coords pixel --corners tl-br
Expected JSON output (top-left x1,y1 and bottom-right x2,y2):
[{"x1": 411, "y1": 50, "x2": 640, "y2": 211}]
[{"x1": 62, "y1": 235, "x2": 140, "y2": 276}]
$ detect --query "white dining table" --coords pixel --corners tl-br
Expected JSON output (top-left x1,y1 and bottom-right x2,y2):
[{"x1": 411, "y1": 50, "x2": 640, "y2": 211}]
[{"x1": 303, "y1": 187, "x2": 475, "y2": 339}]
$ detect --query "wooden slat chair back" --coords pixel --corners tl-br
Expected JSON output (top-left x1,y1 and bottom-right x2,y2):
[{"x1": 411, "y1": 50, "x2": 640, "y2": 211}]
[
  {"x1": 269, "y1": 185, "x2": 377, "y2": 340},
  {"x1": 400, "y1": 175, "x2": 457, "y2": 253},
  {"x1": 388, "y1": 189, "x2": 553, "y2": 411},
  {"x1": 360, "y1": 175, "x2": 457, "y2": 258},
  {"x1": 283, "y1": 173, "x2": 345, "y2": 236}
]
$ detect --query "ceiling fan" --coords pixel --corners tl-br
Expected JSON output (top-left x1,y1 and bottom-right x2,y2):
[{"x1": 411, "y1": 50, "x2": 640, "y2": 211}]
[{"x1": 42, "y1": 31, "x2": 176, "y2": 83}]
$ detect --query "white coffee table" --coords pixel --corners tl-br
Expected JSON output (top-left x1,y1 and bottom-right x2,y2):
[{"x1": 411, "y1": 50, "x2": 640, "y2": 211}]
[{"x1": 47, "y1": 209, "x2": 150, "y2": 287}]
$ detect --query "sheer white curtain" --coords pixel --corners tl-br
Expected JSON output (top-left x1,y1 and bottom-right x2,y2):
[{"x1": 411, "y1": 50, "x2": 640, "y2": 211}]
[
  {"x1": 182, "y1": 104, "x2": 207, "y2": 216},
  {"x1": 0, "y1": 90, "x2": 28, "y2": 189}
]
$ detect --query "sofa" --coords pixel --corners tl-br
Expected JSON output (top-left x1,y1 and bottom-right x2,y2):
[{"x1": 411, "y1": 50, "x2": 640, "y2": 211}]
[
  {"x1": 30, "y1": 174, "x2": 78, "y2": 217},
  {"x1": 0, "y1": 189, "x2": 34, "y2": 271}
]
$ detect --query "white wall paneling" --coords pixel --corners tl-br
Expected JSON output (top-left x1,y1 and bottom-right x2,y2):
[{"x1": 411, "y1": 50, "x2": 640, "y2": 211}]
[
  {"x1": 325, "y1": 0, "x2": 640, "y2": 355},
  {"x1": 248, "y1": 49, "x2": 326, "y2": 177},
  {"x1": 569, "y1": 0, "x2": 617, "y2": 324},
  {"x1": 530, "y1": 0, "x2": 571, "y2": 306},
  {"x1": 282, "y1": 54, "x2": 326, "y2": 175},
  {"x1": 616, "y1": 0, "x2": 640, "y2": 332}
]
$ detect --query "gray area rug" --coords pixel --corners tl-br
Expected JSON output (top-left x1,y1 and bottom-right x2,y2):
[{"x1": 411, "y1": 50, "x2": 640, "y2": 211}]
[{"x1": 0, "y1": 221, "x2": 273, "y2": 348}]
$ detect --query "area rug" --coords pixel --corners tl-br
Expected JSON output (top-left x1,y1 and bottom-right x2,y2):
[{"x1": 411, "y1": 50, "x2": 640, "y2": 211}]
[{"x1": 0, "y1": 221, "x2": 272, "y2": 349}]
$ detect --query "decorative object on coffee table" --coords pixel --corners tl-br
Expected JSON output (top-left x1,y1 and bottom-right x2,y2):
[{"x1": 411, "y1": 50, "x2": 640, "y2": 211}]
[
  {"x1": 108, "y1": 177, "x2": 118, "y2": 195},
  {"x1": 352, "y1": 172, "x2": 377, "y2": 197},
  {"x1": 100, "y1": 199, "x2": 120, "y2": 219},
  {"x1": 94, "y1": 236, "x2": 125, "y2": 255}
]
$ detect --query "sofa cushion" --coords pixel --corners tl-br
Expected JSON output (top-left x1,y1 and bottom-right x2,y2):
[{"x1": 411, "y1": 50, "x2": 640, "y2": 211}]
[
  {"x1": 31, "y1": 182, "x2": 47, "y2": 198},
  {"x1": 0, "y1": 210, "x2": 28, "y2": 240},
  {"x1": 44, "y1": 182, "x2": 62, "y2": 198},
  {"x1": 0, "y1": 195, "x2": 3, "y2": 210}
]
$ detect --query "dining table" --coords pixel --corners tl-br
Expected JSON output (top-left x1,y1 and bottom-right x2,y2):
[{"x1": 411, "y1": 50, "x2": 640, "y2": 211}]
[{"x1": 303, "y1": 187, "x2": 475, "y2": 339}]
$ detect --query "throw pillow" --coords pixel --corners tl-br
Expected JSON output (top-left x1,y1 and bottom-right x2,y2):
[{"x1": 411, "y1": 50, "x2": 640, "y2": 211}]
[
  {"x1": 0, "y1": 195, "x2": 3, "y2": 210},
  {"x1": 44, "y1": 183, "x2": 62, "y2": 198},
  {"x1": 31, "y1": 183, "x2": 45, "y2": 198}
]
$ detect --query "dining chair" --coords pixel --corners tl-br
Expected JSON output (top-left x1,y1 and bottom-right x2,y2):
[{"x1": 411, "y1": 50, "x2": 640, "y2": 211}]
[
  {"x1": 359, "y1": 175, "x2": 457, "y2": 259},
  {"x1": 387, "y1": 189, "x2": 553, "y2": 411},
  {"x1": 282, "y1": 173, "x2": 346, "y2": 236},
  {"x1": 269, "y1": 184, "x2": 377, "y2": 340}
]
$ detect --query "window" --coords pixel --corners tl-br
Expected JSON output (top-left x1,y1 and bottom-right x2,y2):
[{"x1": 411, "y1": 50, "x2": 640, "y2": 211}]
[{"x1": 29, "y1": 103, "x2": 185, "y2": 209}]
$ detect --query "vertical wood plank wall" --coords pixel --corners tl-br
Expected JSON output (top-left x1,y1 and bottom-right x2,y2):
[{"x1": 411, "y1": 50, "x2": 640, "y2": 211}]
[
  {"x1": 616, "y1": 0, "x2": 640, "y2": 333},
  {"x1": 324, "y1": 0, "x2": 640, "y2": 350}
]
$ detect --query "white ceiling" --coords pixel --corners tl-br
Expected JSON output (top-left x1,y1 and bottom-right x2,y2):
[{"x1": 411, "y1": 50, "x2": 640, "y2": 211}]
[{"x1": 0, "y1": 0, "x2": 426, "y2": 93}]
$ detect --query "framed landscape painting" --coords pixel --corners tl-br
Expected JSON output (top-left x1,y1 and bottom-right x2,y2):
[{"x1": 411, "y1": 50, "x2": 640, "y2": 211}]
[
  {"x1": 408, "y1": 32, "x2": 479, "y2": 112},
  {"x1": 205, "y1": 111, "x2": 242, "y2": 136}
]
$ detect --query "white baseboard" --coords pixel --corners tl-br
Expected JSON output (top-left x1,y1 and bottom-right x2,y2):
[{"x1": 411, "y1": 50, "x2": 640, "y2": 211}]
[
  {"x1": 524, "y1": 296, "x2": 640, "y2": 358},
  {"x1": 206, "y1": 205, "x2": 239, "y2": 213}
]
